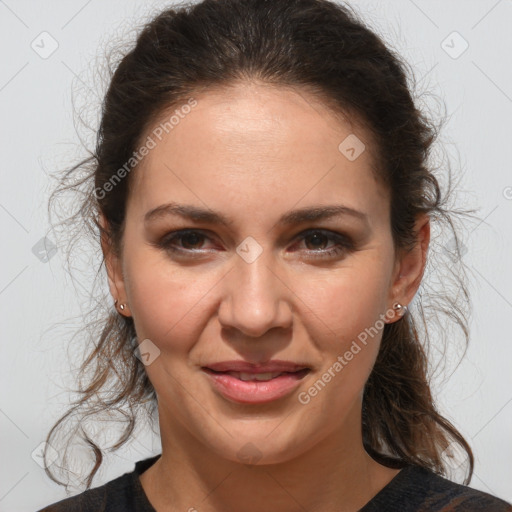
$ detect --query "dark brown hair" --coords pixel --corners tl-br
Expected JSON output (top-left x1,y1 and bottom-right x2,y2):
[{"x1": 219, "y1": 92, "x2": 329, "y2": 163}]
[{"x1": 45, "y1": 0, "x2": 477, "y2": 491}]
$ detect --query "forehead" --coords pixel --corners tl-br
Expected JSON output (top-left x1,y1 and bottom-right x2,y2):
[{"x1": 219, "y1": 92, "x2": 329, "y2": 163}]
[{"x1": 128, "y1": 82, "x2": 388, "y2": 227}]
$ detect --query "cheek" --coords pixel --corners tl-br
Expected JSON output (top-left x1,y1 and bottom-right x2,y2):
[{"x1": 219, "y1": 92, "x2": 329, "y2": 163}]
[
  {"x1": 299, "y1": 256, "x2": 390, "y2": 340},
  {"x1": 123, "y1": 248, "x2": 222, "y2": 350},
  {"x1": 293, "y1": 262, "x2": 390, "y2": 404}
]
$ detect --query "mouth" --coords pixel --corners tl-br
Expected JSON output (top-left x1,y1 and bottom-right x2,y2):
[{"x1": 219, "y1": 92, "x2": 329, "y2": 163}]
[
  {"x1": 201, "y1": 367, "x2": 311, "y2": 404},
  {"x1": 202, "y1": 368, "x2": 311, "y2": 381}
]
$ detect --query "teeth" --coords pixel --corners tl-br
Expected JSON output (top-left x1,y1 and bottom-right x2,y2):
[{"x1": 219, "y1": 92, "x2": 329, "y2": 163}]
[{"x1": 227, "y1": 371, "x2": 283, "y2": 381}]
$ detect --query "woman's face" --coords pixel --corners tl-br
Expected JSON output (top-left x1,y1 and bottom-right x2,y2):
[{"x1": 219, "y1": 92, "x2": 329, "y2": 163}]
[{"x1": 104, "y1": 82, "x2": 426, "y2": 464}]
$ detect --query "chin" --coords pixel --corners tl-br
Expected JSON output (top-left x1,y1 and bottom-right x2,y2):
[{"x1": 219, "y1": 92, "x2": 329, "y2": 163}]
[{"x1": 199, "y1": 422, "x2": 318, "y2": 467}]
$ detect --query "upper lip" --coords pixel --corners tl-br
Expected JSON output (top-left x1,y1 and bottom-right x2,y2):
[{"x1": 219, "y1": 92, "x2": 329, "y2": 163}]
[{"x1": 203, "y1": 360, "x2": 310, "y2": 373}]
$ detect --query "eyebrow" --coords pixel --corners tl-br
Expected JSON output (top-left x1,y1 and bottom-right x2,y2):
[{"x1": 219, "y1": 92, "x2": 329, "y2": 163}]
[{"x1": 144, "y1": 201, "x2": 369, "y2": 229}]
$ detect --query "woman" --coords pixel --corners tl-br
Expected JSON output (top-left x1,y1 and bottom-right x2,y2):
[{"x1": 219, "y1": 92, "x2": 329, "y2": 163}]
[{"x1": 38, "y1": 0, "x2": 512, "y2": 510}]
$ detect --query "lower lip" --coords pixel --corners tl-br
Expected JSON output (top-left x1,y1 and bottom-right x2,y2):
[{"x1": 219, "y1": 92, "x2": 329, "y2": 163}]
[{"x1": 202, "y1": 368, "x2": 310, "y2": 404}]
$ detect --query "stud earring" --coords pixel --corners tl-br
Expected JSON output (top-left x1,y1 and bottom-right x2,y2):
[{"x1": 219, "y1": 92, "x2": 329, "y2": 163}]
[
  {"x1": 392, "y1": 302, "x2": 408, "y2": 317},
  {"x1": 114, "y1": 299, "x2": 126, "y2": 311}
]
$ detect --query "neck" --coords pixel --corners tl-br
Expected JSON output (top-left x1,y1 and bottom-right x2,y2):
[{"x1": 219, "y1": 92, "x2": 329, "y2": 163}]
[{"x1": 139, "y1": 400, "x2": 399, "y2": 512}]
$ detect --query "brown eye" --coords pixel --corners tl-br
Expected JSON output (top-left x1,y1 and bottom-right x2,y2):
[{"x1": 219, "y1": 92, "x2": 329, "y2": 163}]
[
  {"x1": 292, "y1": 229, "x2": 354, "y2": 261},
  {"x1": 157, "y1": 229, "x2": 214, "y2": 256},
  {"x1": 179, "y1": 231, "x2": 206, "y2": 249},
  {"x1": 304, "y1": 232, "x2": 330, "y2": 250},
  {"x1": 155, "y1": 228, "x2": 353, "y2": 261}
]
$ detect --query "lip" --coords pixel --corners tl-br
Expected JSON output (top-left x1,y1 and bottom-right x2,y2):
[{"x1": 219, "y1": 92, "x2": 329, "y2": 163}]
[
  {"x1": 201, "y1": 361, "x2": 311, "y2": 404},
  {"x1": 204, "y1": 360, "x2": 310, "y2": 373}
]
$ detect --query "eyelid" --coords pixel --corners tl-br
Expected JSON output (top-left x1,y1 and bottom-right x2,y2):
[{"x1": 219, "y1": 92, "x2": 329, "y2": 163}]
[
  {"x1": 292, "y1": 228, "x2": 353, "y2": 245},
  {"x1": 159, "y1": 228, "x2": 218, "y2": 250},
  {"x1": 157, "y1": 227, "x2": 354, "y2": 258}
]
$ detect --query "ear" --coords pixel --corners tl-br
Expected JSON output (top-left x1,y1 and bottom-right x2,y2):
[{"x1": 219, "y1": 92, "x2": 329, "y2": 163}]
[
  {"x1": 387, "y1": 213, "x2": 430, "y2": 322},
  {"x1": 99, "y1": 213, "x2": 131, "y2": 317}
]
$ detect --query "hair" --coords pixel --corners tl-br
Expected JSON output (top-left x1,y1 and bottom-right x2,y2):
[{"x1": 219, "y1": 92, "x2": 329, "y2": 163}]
[{"x1": 44, "y1": 0, "x2": 478, "y2": 492}]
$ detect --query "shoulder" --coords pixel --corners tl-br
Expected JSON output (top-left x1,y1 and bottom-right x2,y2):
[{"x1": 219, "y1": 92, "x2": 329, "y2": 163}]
[
  {"x1": 362, "y1": 464, "x2": 512, "y2": 512},
  {"x1": 36, "y1": 455, "x2": 160, "y2": 512},
  {"x1": 36, "y1": 472, "x2": 133, "y2": 512}
]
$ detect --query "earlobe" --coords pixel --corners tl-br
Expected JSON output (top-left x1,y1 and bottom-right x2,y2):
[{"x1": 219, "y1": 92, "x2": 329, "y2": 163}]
[
  {"x1": 114, "y1": 299, "x2": 130, "y2": 315},
  {"x1": 387, "y1": 214, "x2": 430, "y2": 321},
  {"x1": 99, "y1": 213, "x2": 131, "y2": 316}
]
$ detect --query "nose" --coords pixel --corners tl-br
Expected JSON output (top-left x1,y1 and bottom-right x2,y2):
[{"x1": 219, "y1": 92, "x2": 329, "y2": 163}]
[{"x1": 217, "y1": 248, "x2": 293, "y2": 338}]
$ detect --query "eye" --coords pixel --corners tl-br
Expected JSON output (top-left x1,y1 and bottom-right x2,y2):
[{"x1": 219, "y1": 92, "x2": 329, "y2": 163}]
[
  {"x1": 291, "y1": 229, "x2": 353, "y2": 260},
  {"x1": 155, "y1": 228, "x2": 354, "y2": 261},
  {"x1": 157, "y1": 229, "x2": 216, "y2": 256}
]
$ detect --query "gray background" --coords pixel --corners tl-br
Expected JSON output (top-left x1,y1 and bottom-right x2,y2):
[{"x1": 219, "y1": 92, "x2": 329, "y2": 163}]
[{"x1": 1, "y1": 0, "x2": 511, "y2": 510}]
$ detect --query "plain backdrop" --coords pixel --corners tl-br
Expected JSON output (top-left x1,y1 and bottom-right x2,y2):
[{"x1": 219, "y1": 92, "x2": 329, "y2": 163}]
[{"x1": 1, "y1": 0, "x2": 511, "y2": 510}]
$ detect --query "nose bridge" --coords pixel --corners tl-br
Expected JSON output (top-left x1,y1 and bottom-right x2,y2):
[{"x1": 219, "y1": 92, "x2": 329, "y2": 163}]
[{"x1": 218, "y1": 239, "x2": 292, "y2": 336}]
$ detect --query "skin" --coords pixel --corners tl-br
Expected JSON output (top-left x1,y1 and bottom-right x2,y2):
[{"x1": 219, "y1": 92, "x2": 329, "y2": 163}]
[{"x1": 101, "y1": 81, "x2": 430, "y2": 512}]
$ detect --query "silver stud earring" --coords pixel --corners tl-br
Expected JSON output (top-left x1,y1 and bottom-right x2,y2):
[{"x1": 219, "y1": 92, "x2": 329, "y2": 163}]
[
  {"x1": 392, "y1": 302, "x2": 407, "y2": 317},
  {"x1": 114, "y1": 299, "x2": 126, "y2": 311}
]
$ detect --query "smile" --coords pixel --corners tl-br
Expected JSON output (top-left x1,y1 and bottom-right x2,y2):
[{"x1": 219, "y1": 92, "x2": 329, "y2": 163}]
[{"x1": 201, "y1": 368, "x2": 311, "y2": 404}]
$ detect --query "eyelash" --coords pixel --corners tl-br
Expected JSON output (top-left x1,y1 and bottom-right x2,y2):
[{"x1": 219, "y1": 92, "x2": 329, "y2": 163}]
[{"x1": 156, "y1": 229, "x2": 354, "y2": 260}]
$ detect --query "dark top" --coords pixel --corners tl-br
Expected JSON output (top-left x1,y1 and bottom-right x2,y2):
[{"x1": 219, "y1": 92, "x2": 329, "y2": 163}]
[{"x1": 37, "y1": 454, "x2": 512, "y2": 511}]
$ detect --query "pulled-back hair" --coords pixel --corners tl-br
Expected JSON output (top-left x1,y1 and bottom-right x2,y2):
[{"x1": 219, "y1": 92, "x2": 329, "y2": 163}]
[{"x1": 45, "y1": 0, "x2": 476, "y2": 491}]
